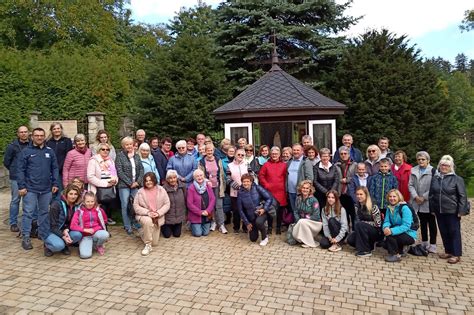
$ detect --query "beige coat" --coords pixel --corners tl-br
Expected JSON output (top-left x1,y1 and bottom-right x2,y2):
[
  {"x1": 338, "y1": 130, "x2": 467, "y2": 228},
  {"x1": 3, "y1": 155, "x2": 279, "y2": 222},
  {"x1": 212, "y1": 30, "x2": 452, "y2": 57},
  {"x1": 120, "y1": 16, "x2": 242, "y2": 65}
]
[{"x1": 133, "y1": 186, "x2": 170, "y2": 226}]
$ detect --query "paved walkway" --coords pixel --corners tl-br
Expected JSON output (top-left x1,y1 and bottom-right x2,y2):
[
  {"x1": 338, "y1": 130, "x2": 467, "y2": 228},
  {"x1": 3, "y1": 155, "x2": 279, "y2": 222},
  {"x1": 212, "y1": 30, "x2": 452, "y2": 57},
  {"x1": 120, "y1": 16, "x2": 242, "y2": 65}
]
[{"x1": 0, "y1": 189, "x2": 473, "y2": 314}]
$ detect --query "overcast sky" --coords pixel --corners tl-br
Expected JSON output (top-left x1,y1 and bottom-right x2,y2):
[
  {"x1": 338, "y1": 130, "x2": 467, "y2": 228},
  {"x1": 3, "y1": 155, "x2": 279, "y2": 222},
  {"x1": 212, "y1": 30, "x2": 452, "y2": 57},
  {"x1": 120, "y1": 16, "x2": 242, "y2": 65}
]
[{"x1": 129, "y1": 0, "x2": 474, "y2": 63}]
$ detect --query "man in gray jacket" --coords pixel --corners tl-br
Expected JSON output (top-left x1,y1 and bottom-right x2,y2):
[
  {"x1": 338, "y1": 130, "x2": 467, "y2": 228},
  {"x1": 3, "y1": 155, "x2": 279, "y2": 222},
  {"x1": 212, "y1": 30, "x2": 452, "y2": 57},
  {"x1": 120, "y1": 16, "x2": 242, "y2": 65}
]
[{"x1": 286, "y1": 144, "x2": 314, "y2": 213}]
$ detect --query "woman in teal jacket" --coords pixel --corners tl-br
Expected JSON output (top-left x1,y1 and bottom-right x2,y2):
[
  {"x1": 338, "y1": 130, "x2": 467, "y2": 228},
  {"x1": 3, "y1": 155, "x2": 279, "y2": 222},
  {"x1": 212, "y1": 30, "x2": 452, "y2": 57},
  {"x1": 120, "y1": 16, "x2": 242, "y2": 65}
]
[{"x1": 382, "y1": 189, "x2": 417, "y2": 262}]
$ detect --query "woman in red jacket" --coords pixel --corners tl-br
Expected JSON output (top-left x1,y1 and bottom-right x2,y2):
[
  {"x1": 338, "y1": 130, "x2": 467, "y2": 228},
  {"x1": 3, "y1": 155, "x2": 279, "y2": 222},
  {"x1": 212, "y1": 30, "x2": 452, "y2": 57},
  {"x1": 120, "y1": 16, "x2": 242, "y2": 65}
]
[
  {"x1": 258, "y1": 146, "x2": 287, "y2": 235},
  {"x1": 391, "y1": 150, "x2": 412, "y2": 202}
]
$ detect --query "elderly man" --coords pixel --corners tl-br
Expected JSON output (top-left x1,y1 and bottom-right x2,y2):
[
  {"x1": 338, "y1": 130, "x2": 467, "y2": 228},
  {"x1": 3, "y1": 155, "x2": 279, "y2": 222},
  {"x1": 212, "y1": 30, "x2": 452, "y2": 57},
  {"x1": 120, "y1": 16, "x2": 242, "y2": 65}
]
[
  {"x1": 286, "y1": 143, "x2": 313, "y2": 213},
  {"x1": 136, "y1": 129, "x2": 146, "y2": 146},
  {"x1": 3, "y1": 126, "x2": 30, "y2": 232},
  {"x1": 301, "y1": 135, "x2": 313, "y2": 148},
  {"x1": 166, "y1": 140, "x2": 197, "y2": 186},
  {"x1": 17, "y1": 128, "x2": 59, "y2": 250},
  {"x1": 332, "y1": 134, "x2": 363, "y2": 163}
]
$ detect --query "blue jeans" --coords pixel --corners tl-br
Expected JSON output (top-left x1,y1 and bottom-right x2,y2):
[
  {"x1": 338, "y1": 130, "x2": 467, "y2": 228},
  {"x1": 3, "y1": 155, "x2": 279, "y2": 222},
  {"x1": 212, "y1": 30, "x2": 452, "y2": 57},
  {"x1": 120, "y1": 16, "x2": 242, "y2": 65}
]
[
  {"x1": 44, "y1": 231, "x2": 82, "y2": 252},
  {"x1": 9, "y1": 180, "x2": 20, "y2": 225},
  {"x1": 119, "y1": 187, "x2": 138, "y2": 231},
  {"x1": 79, "y1": 230, "x2": 110, "y2": 259},
  {"x1": 52, "y1": 178, "x2": 64, "y2": 202},
  {"x1": 191, "y1": 218, "x2": 211, "y2": 237},
  {"x1": 22, "y1": 191, "x2": 52, "y2": 240}
]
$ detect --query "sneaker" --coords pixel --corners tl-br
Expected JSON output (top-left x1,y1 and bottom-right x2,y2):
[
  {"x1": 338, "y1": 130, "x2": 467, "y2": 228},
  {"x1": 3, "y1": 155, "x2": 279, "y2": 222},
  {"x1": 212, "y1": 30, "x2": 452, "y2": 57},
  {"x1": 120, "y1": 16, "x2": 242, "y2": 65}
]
[
  {"x1": 385, "y1": 254, "x2": 401, "y2": 262},
  {"x1": 107, "y1": 218, "x2": 116, "y2": 225},
  {"x1": 356, "y1": 251, "x2": 372, "y2": 257},
  {"x1": 141, "y1": 244, "x2": 152, "y2": 256},
  {"x1": 62, "y1": 246, "x2": 71, "y2": 256},
  {"x1": 44, "y1": 245, "x2": 53, "y2": 257},
  {"x1": 125, "y1": 228, "x2": 133, "y2": 235},
  {"x1": 96, "y1": 245, "x2": 105, "y2": 256},
  {"x1": 22, "y1": 238, "x2": 33, "y2": 250},
  {"x1": 219, "y1": 225, "x2": 228, "y2": 234},
  {"x1": 427, "y1": 244, "x2": 437, "y2": 254},
  {"x1": 10, "y1": 224, "x2": 19, "y2": 232},
  {"x1": 259, "y1": 237, "x2": 269, "y2": 246},
  {"x1": 328, "y1": 244, "x2": 342, "y2": 252},
  {"x1": 210, "y1": 221, "x2": 217, "y2": 231}
]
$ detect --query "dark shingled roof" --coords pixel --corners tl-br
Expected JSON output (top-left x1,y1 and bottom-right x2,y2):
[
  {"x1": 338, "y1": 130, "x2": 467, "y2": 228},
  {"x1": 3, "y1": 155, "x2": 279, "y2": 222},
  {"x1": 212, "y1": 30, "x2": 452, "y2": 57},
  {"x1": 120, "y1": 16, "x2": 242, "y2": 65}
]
[{"x1": 214, "y1": 65, "x2": 346, "y2": 115}]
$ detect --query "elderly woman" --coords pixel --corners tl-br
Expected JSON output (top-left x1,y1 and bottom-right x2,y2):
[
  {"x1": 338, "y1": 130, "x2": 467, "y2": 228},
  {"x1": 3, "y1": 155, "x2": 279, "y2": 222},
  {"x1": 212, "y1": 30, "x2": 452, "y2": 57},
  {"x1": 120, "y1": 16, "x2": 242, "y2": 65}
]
[
  {"x1": 364, "y1": 145, "x2": 382, "y2": 176},
  {"x1": 291, "y1": 180, "x2": 322, "y2": 248},
  {"x1": 134, "y1": 172, "x2": 170, "y2": 256},
  {"x1": 334, "y1": 146, "x2": 357, "y2": 230},
  {"x1": 258, "y1": 146, "x2": 287, "y2": 234},
  {"x1": 87, "y1": 142, "x2": 118, "y2": 225},
  {"x1": 383, "y1": 189, "x2": 417, "y2": 262},
  {"x1": 429, "y1": 155, "x2": 469, "y2": 264},
  {"x1": 138, "y1": 143, "x2": 160, "y2": 182},
  {"x1": 238, "y1": 174, "x2": 273, "y2": 246},
  {"x1": 198, "y1": 144, "x2": 227, "y2": 234},
  {"x1": 116, "y1": 136, "x2": 144, "y2": 235},
  {"x1": 62, "y1": 134, "x2": 92, "y2": 187},
  {"x1": 244, "y1": 144, "x2": 259, "y2": 177},
  {"x1": 281, "y1": 147, "x2": 293, "y2": 162},
  {"x1": 409, "y1": 151, "x2": 436, "y2": 253},
  {"x1": 305, "y1": 145, "x2": 320, "y2": 166},
  {"x1": 237, "y1": 137, "x2": 247, "y2": 150},
  {"x1": 162, "y1": 170, "x2": 187, "y2": 238},
  {"x1": 43, "y1": 184, "x2": 83, "y2": 257},
  {"x1": 166, "y1": 140, "x2": 197, "y2": 186},
  {"x1": 391, "y1": 150, "x2": 412, "y2": 202},
  {"x1": 187, "y1": 169, "x2": 216, "y2": 237},
  {"x1": 227, "y1": 148, "x2": 249, "y2": 233},
  {"x1": 313, "y1": 148, "x2": 341, "y2": 209},
  {"x1": 91, "y1": 130, "x2": 116, "y2": 161}
]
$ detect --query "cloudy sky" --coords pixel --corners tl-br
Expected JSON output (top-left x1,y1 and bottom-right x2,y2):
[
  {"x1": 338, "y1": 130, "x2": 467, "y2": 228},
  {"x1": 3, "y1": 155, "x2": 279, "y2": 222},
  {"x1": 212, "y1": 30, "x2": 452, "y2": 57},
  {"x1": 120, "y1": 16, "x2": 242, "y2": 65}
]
[{"x1": 129, "y1": 0, "x2": 474, "y2": 63}]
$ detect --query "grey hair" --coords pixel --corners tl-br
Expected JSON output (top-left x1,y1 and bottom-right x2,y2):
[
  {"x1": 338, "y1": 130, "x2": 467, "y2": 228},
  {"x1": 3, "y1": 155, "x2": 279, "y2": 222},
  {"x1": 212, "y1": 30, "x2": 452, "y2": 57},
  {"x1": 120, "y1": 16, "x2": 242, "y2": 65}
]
[
  {"x1": 338, "y1": 146, "x2": 350, "y2": 153},
  {"x1": 139, "y1": 142, "x2": 151, "y2": 151},
  {"x1": 175, "y1": 140, "x2": 186, "y2": 149},
  {"x1": 121, "y1": 136, "x2": 134, "y2": 148},
  {"x1": 166, "y1": 169, "x2": 178, "y2": 179},
  {"x1": 416, "y1": 151, "x2": 430, "y2": 161},
  {"x1": 193, "y1": 168, "x2": 205, "y2": 179},
  {"x1": 74, "y1": 133, "x2": 86, "y2": 143},
  {"x1": 319, "y1": 148, "x2": 331, "y2": 156},
  {"x1": 270, "y1": 146, "x2": 281, "y2": 153}
]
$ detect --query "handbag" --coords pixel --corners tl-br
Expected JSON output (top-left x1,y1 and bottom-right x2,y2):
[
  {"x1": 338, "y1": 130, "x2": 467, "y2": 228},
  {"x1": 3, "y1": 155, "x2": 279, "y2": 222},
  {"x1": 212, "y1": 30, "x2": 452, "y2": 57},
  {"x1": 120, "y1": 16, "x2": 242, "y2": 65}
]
[
  {"x1": 282, "y1": 207, "x2": 294, "y2": 225},
  {"x1": 286, "y1": 223, "x2": 297, "y2": 245},
  {"x1": 96, "y1": 186, "x2": 116, "y2": 204},
  {"x1": 408, "y1": 244, "x2": 428, "y2": 256}
]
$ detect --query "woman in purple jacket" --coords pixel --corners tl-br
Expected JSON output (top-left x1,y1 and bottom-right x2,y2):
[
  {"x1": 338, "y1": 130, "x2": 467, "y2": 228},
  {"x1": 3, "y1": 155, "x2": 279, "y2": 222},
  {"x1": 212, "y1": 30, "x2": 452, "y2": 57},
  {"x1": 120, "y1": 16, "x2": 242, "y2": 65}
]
[{"x1": 186, "y1": 169, "x2": 216, "y2": 237}]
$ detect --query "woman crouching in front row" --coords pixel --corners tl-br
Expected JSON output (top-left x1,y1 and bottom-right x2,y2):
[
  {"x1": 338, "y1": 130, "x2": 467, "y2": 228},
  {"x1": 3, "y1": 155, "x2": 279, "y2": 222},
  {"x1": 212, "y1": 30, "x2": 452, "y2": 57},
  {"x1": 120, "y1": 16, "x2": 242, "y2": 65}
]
[{"x1": 320, "y1": 190, "x2": 348, "y2": 252}]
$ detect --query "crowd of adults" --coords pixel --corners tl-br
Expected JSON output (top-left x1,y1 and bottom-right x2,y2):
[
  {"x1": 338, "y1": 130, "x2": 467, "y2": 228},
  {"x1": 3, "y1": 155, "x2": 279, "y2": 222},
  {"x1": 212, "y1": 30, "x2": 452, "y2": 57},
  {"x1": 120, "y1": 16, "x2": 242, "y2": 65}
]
[{"x1": 3, "y1": 124, "x2": 470, "y2": 263}]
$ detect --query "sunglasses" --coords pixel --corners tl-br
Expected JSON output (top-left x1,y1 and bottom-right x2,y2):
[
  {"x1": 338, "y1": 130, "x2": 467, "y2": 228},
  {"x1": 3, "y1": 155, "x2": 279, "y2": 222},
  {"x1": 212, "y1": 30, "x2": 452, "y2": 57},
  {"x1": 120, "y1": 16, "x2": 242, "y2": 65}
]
[
  {"x1": 368, "y1": 150, "x2": 376, "y2": 153},
  {"x1": 100, "y1": 148, "x2": 110, "y2": 151},
  {"x1": 245, "y1": 149, "x2": 253, "y2": 152}
]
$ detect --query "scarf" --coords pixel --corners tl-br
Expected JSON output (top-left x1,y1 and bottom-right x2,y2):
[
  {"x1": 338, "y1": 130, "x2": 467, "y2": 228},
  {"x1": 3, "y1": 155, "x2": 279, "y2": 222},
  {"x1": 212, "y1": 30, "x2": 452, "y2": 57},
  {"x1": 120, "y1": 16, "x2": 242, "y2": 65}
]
[
  {"x1": 244, "y1": 155, "x2": 254, "y2": 164},
  {"x1": 144, "y1": 186, "x2": 158, "y2": 213},
  {"x1": 257, "y1": 156, "x2": 269, "y2": 166},
  {"x1": 76, "y1": 146, "x2": 87, "y2": 154},
  {"x1": 193, "y1": 180, "x2": 208, "y2": 195}
]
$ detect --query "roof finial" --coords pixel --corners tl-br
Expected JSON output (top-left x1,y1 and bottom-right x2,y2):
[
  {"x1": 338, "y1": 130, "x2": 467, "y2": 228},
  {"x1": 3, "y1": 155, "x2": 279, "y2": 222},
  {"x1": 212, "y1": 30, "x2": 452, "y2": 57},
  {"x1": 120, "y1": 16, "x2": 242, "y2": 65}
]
[{"x1": 270, "y1": 29, "x2": 281, "y2": 71}]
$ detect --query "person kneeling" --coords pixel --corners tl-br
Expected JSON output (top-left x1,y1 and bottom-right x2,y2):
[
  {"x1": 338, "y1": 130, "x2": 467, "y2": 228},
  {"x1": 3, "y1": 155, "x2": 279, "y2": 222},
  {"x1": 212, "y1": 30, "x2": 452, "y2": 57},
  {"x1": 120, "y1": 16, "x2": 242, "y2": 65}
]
[
  {"x1": 70, "y1": 192, "x2": 110, "y2": 259},
  {"x1": 134, "y1": 172, "x2": 170, "y2": 256},
  {"x1": 320, "y1": 190, "x2": 348, "y2": 252},
  {"x1": 187, "y1": 169, "x2": 215, "y2": 237},
  {"x1": 383, "y1": 189, "x2": 417, "y2": 262},
  {"x1": 238, "y1": 174, "x2": 273, "y2": 246}
]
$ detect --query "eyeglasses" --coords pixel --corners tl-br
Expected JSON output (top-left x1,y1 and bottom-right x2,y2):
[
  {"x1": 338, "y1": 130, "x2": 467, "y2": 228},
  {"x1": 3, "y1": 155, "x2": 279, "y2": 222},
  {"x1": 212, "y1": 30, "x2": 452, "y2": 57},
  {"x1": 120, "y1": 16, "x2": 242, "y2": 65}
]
[
  {"x1": 237, "y1": 154, "x2": 244, "y2": 157},
  {"x1": 100, "y1": 148, "x2": 110, "y2": 151},
  {"x1": 245, "y1": 149, "x2": 252, "y2": 152},
  {"x1": 177, "y1": 147, "x2": 186, "y2": 149},
  {"x1": 368, "y1": 150, "x2": 376, "y2": 153},
  {"x1": 417, "y1": 158, "x2": 426, "y2": 161},
  {"x1": 340, "y1": 152, "x2": 348, "y2": 155}
]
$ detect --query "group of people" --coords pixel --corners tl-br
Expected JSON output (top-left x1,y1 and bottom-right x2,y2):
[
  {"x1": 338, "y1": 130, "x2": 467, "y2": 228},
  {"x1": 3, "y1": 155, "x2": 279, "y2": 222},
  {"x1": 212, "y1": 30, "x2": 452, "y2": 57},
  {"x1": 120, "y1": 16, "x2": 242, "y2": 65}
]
[{"x1": 3, "y1": 125, "x2": 470, "y2": 263}]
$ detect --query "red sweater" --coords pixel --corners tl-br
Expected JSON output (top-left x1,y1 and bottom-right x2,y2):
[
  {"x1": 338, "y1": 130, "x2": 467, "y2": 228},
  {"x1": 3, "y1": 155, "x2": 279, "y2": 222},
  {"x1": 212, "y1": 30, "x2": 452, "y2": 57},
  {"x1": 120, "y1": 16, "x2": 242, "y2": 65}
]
[
  {"x1": 70, "y1": 205, "x2": 107, "y2": 236},
  {"x1": 258, "y1": 159, "x2": 288, "y2": 206},
  {"x1": 391, "y1": 163, "x2": 412, "y2": 202}
]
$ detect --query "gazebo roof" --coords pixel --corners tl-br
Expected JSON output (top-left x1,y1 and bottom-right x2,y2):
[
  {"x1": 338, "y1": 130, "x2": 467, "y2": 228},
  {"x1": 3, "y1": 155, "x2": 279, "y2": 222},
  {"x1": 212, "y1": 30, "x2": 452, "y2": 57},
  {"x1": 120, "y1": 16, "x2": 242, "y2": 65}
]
[{"x1": 214, "y1": 64, "x2": 346, "y2": 120}]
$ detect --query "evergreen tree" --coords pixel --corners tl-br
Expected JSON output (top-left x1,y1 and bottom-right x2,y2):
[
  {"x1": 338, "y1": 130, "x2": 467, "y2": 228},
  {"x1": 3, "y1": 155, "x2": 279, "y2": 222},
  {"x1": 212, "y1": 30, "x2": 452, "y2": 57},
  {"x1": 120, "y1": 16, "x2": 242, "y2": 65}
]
[
  {"x1": 455, "y1": 53, "x2": 468, "y2": 73},
  {"x1": 215, "y1": 0, "x2": 357, "y2": 93}
]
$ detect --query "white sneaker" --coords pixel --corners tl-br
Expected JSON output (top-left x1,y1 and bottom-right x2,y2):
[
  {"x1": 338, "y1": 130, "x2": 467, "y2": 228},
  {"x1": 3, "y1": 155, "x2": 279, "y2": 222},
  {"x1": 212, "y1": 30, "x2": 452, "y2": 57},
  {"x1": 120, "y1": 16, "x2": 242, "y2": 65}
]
[
  {"x1": 328, "y1": 244, "x2": 342, "y2": 252},
  {"x1": 259, "y1": 237, "x2": 269, "y2": 246},
  {"x1": 219, "y1": 225, "x2": 228, "y2": 234},
  {"x1": 141, "y1": 244, "x2": 152, "y2": 256},
  {"x1": 427, "y1": 244, "x2": 437, "y2": 253},
  {"x1": 210, "y1": 221, "x2": 217, "y2": 231}
]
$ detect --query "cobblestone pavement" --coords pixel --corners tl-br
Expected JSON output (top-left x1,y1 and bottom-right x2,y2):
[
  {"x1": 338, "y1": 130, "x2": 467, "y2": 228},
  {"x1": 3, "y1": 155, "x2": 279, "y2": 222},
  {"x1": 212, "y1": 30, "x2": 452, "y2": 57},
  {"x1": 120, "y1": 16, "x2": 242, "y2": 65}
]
[{"x1": 0, "y1": 189, "x2": 473, "y2": 315}]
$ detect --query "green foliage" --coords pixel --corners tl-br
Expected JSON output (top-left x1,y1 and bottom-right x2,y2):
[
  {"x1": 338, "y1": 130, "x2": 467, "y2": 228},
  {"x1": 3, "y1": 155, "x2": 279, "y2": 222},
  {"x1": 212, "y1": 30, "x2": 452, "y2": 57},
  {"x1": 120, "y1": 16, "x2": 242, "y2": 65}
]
[
  {"x1": 215, "y1": 0, "x2": 358, "y2": 93},
  {"x1": 460, "y1": 9, "x2": 474, "y2": 32}
]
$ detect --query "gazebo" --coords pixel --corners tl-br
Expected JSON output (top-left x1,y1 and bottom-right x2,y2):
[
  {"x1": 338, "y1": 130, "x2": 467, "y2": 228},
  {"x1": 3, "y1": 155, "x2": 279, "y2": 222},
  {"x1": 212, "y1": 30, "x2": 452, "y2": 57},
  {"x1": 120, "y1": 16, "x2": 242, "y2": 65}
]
[{"x1": 213, "y1": 52, "x2": 346, "y2": 153}]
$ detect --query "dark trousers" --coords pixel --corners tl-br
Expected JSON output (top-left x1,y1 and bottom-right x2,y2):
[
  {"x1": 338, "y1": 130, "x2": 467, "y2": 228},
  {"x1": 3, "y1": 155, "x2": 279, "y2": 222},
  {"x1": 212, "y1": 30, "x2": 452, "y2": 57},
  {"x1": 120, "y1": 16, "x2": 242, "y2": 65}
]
[
  {"x1": 320, "y1": 217, "x2": 346, "y2": 249},
  {"x1": 231, "y1": 197, "x2": 246, "y2": 232},
  {"x1": 249, "y1": 213, "x2": 268, "y2": 242},
  {"x1": 340, "y1": 194, "x2": 355, "y2": 230},
  {"x1": 315, "y1": 191, "x2": 327, "y2": 209},
  {"x1": 347, "y1": 222, "x2": 383, "y2": 253},
  {"x1": 385, "y1": 233, "x2": 415, "y2": 255},
  {"x1": 161, "y1": 223, "x2": 182, "y2": 238},
  {"x1": 267, "y1": 206, "x2": 284, "y2": 230},
  {"x1": 436, "y1": 213, "x2": 462, "y2": 256},
  {"x1": 418, "y1": 212, "x2": 437, "y2": 244}
]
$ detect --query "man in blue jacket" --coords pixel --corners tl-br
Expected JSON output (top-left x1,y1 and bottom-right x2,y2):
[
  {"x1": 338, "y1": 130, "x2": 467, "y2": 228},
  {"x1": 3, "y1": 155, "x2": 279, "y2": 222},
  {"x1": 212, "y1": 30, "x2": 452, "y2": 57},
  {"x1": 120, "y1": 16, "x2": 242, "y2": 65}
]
[
  {"x1": 3, "y1": 126, "x2": 30, "y2": 232},
  {"x1": 17, "y1": 127, "x2": 59, "y2": 250}
]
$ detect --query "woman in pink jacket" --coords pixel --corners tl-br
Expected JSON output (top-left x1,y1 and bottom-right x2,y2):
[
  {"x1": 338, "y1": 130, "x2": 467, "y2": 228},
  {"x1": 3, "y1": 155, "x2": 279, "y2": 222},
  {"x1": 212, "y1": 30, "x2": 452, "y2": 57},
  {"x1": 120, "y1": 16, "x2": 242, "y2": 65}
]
[
  {"x1": 63, "y1": 134, "x2": 92, "y2": 187},
  {"x1": 70, "y1": 192, "x2": 109, "y2": 259},
  {"x1": 187, "y1": 169, "x2": 216, "y2": 237},
  {"x1": 133, "y1": 172, "x2": 170, "y2": 256},
  {"x1": 87, "y1": 143, "x2": 118, "y2": 225},
  {"x1": 226, "y1": 149, "x2": 249, "y2": 233}
]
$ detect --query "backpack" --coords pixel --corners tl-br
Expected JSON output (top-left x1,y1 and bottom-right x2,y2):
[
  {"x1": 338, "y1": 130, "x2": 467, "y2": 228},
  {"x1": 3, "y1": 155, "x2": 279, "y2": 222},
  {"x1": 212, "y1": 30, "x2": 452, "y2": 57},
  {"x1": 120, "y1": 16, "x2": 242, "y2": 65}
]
[{"x1": 399, "y1": 203, "x2": 420, "y2": 231}]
